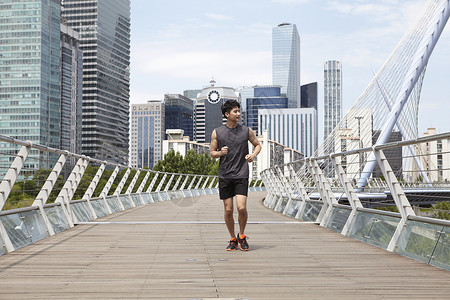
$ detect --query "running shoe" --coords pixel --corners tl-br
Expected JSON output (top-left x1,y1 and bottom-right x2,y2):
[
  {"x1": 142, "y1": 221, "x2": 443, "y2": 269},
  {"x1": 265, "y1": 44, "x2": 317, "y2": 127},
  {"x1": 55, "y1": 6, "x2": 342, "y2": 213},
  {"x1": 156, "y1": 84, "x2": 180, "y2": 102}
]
[
  {"x1": 237, "y1": 233, "x2": 249, "y2": 251},
  {"x1": 226, "y1": 238, "x2": 238, "y2": 251}
]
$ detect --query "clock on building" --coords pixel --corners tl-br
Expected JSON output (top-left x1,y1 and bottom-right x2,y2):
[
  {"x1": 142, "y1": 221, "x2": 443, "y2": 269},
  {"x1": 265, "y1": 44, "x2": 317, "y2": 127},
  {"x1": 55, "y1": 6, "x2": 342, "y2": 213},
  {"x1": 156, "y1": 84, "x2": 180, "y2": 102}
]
[{"x1": 207, "y1": 90, "x2": 221, "y2": 104}]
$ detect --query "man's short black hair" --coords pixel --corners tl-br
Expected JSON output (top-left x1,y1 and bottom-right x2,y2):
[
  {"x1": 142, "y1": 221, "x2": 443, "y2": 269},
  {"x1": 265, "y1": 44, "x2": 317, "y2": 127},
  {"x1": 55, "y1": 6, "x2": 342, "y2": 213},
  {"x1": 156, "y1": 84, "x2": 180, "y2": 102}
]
[{"x1": 221, "y1": 100, "x2": 240, "y2": 117}]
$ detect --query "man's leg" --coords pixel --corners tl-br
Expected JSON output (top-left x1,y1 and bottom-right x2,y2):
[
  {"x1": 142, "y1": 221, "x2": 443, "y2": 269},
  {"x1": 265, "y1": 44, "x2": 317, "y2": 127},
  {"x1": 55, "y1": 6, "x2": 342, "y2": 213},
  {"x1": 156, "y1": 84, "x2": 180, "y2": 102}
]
[
  {"x1": 223, "y1": 197, "x2": 235, "y2": 239},
  {"x1": 235, "y1": 194, "x2": 248, "y2": 235}
]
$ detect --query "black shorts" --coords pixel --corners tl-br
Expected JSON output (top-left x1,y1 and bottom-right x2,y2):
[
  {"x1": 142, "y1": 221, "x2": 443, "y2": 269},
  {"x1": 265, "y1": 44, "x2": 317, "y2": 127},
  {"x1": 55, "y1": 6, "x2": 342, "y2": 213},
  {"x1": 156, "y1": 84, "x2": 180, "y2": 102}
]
[{"x1": 219, "y1": 178, "x2": 249, "y2": 200}]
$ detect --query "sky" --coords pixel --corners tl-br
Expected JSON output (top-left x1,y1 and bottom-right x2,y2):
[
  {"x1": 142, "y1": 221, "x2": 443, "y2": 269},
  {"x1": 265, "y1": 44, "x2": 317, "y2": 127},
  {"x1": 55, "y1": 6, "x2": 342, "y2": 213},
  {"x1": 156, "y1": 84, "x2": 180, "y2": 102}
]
[{"x1": 129, "y1": 0, "x2": 450, "y2": 136}]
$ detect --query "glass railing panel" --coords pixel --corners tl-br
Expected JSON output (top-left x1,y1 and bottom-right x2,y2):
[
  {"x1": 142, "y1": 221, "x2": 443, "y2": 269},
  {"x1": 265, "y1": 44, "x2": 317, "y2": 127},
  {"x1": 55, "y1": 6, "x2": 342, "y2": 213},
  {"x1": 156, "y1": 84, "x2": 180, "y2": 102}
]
[
  {"x1": 0, "y1": 231, "x2": 6, "y2": 255},
  {"x1": 349, "y1": 211, "x2": 399, "y2": 250},
  {"x1": 44, "y1": 206, "x2": 69, "y2": 234},
  {"x1": 141, "y1": 193, "x2": 151, "y2": 204},
  {"x1": 71, "y1": 202, "x2": 93, "y2": 222},
  {"x1": 131, "y1": 194, "x2": 142, "y2": 206},
  {"x1": 395, "y1": 220, "x2": 449, "y2": 270},
  {"x1": 284, "y1": 199, "x2": 301, "y2": 218},
  {"x1": 0, "y1": 214, "x2": 32, "y2": 250},
  {"x1": 183, "y1": 190, "x2": 191, "y2": 197},
  {"x1": 324, "y1": 207, "x2": 351, "y2": 233},
  {"x1": 348, "y1": 211, "x2": 373, "y2": 242},
  {"x1": 21, "y1": 210, "x2": 49, "y2": 243},
  {"x1": 300, "y1": 202, "x2": 322, "y2": 222},
  {"x1": 161, "y1": 192, "x2": 170, "y2": 201},
  {"x1": 120, "y1": 196, "x2": 133, "y2": 209},
  {"x1": 275, "y1": 196, "x2": 289, "y2": 213},
  {"x1": 106, "y1": 196, "x2": 121, "y2": 213},
  {"x1": 91, "y1": 200, "x2": 108, "y2": 218},
  {"x1": 265, "y1": 195, "x2": 280, "y2": 210},
  {"x1": 150, "y1": 192, "x2": 160, "y2": 202},
  {"x1": 430, "y1": 226, "x2": 450, "y2": 270},
  {"x1": 167, "y1": 191, "x2": 177, "y2": 200},
  {"x1": 211, "y1": 188, "x2": 219, "y2": 194}
]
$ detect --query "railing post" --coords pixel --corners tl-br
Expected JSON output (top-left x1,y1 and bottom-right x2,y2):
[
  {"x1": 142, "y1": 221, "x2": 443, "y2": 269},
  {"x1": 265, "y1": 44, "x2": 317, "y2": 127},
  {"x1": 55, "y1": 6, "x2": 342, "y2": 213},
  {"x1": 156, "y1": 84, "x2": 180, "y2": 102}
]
[
  {"x1": 125, "y1": 170, "x2": 141, "y2": 205},
  {"x1": 172, "y1": 174, "x2": 182, "y2": 191},
  {"x1": 82, "y1": 163, "x2": 107, "y2": 216},
  {"x1": 306, "y1": 158, "x2": 337, "y2": 225},
  {"x1": 273, "y1": 166, "x2": 289, "y2": 213},
  {"x1": 100, "y1": 166, "x2": 123, "y2": 210},
  {"x1": 373, "y1": 148, "x2": 415, "y2": 252},
  {"x1": 114, "y1": 168, "x2": 133, "y2": 207},
  {"x1": 0, "y1": 221, "x2": 14, "y2": 253},
  {"x1": 194, "y1": 176, "x2": 203, "y2": 189},
  {"x1": 163, "y1": 174, "x2": 175, "y2": 192},
  {"x1": 180, "y1": 174, "x2": 190, "y2": 190},
  {"x1": 268, "y1": 168, "x2": 285, "y2": 210},
  {"x1": 201, "y1": 176, "x2": 210, "y2": 189},
  {"x1": 187, "y1": 175, "x2": 198, "y2": 197},
  {"x1": 136, "y1": 170, "x2": 151, "y2": 205},
  {"x1": 0, "y1": 144, "x2": 31, "y2": 212},
  {"x1": 331, "y1": 155, "x2": 363, "y2": 236},
  {"x1": 288, "y1": 164, "x2": 311, "y2": 220},
  {"x1": 155, "y1": 173, "x2": 167, "y2": 192},
  {"x1": 32, "y1": 152, "x2": 69, "y2": 236},
  {"x1": 146, "y1": 172, "x2": 159, "y2": 192},
  {"x1": 55, "y1": 156, "x2": 89, "y2": 226}
]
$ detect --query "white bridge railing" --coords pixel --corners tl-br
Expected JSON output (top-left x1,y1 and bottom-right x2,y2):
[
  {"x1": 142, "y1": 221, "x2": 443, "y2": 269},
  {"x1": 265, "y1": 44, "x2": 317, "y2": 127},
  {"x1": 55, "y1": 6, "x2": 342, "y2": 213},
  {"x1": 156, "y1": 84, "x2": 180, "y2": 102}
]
[
  {"x1": 0, "y1": 135, "x2": 264, "y2": 255},
  {"x1": 261, "y1": 131, "x2": 450, "y2": 271}
]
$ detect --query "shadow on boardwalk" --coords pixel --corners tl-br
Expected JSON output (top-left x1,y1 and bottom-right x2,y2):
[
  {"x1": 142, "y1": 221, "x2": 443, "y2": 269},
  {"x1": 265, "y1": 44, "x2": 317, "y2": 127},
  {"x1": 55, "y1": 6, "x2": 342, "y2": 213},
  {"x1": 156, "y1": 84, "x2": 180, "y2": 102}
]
[{"x1": 0, "y1": 191, "x2": 449, "y2": 299}]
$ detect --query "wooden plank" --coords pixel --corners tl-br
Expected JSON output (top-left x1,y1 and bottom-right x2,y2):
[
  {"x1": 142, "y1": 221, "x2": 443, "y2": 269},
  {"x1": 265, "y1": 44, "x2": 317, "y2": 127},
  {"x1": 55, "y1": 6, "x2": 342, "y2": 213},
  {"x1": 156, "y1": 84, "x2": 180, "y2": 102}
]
[{"x1": 0, "y1": 191, "x2": 449, "y2": 299}]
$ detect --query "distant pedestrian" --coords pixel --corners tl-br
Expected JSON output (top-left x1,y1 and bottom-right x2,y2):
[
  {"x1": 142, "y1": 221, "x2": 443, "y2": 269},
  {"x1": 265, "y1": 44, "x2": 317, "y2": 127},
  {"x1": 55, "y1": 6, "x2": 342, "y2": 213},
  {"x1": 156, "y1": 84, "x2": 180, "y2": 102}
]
[{"x1": 210, "y1": 100, "x2": 261, "y2": 251}]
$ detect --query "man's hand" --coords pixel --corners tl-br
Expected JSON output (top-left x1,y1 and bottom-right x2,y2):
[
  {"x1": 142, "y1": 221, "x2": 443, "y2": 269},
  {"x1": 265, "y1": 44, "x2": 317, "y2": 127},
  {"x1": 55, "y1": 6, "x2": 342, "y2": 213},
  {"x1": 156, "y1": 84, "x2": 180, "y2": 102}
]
[
  {"x1": 245, "y1": 153, "x2": 254, "y2": 163},
  {"x1": 220, "y1": 146, "x2": 228, "y2": 156}
]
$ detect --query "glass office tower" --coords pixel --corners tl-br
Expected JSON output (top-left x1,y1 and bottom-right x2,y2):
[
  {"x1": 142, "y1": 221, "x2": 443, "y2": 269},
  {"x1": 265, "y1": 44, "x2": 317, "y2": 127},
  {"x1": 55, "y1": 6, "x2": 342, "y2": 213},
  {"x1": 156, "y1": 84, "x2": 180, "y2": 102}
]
[
  {"x1": 272, "y1": 23, "x2": 300, "y2": 108},
  {"x1": 0, "y1": 0, "x2": 62, "y2": 170},
  {"x1": 62, "y1": 0, "x2": 131, "y2": 164},
  {"x1": 244, "y1": 86, "x2": 288, "y2": 135},
  {"x1": 164, "y1": 94, "x2": 194, "y2": 141}
]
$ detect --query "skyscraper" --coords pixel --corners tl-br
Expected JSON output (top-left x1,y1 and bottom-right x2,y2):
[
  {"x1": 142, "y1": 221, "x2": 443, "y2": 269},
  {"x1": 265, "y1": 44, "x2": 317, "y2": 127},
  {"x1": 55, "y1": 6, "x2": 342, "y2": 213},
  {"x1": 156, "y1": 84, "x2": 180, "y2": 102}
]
[
  {"x1": 130, "y1": 101, "x2": 165, "y2": 169},
  {"x1": 164, "y1": 94, "x2": 194, "y2": 141},
  {"x1": 243, "y1": 86, "x2": 288, "y2": 134},
  {"x1": 272, "y1": 23, "x2": 300, "y2": 108},
  {"x1": 0, "y1": 0, "x2": 62, "y2": 170},
  {"x1": 61, "y1": 0, "x2": 131, "y2": 164},
  {"x1": 60, "y1": 24, "x2": 83, "y2": 156},
  {"x1": 301, "y1": 82, "x2": 318, "y2": 110},
  {"x1": 259, "y1": 108, "x2": 317, "y2": 157},
  {"x1": 324, "y1": 60, "x2": 343, "y2": 140}
]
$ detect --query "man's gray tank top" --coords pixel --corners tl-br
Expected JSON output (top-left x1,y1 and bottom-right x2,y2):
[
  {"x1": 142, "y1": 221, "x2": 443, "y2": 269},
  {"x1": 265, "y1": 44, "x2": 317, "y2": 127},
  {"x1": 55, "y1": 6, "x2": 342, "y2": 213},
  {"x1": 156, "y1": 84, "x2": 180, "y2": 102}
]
[{"x1": 215, "y1": 124, "x2": 249, "y2": 179}]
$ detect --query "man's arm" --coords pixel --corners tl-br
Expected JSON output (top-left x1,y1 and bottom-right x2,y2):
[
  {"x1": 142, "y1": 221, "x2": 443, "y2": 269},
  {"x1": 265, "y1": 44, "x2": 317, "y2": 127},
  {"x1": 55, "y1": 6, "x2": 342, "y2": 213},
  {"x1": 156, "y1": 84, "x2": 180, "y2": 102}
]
[
  {"x1": 210, "y1": 129, "x2": 228, "y2": 159},
  {"x1": 245, "y1": 128, "x2": 261, "y2": 163}
]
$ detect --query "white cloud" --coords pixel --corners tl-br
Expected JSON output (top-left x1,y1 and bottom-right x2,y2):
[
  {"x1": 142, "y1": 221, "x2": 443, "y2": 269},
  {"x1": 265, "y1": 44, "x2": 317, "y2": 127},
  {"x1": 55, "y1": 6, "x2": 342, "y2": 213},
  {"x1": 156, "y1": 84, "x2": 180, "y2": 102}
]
[
  {"x1": 204, "y1": 12, "x2": 234, "y2": 21},
  {"x1": 271, "y1": 0, "x2": 311, "y2": 4},
  {"x1": 130, "y1": 44, "x2": 271, "y2": 101}
]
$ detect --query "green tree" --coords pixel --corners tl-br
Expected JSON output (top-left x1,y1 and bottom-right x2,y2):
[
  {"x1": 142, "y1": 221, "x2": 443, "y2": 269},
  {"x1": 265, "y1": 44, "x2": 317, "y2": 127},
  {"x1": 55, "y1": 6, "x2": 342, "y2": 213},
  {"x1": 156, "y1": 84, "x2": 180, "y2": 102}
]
[{"x1": 433, "y1": 201, "x2": 450, "y2": 220}]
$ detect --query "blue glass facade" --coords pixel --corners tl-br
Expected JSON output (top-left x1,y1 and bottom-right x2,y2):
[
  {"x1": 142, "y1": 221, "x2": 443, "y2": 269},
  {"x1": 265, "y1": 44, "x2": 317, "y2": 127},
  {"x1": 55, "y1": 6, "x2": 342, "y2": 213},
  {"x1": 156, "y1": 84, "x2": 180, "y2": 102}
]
[
  {"x1": 62, "y1": 0, "x2": 131, "y2": 164},
  {"x1": 164, "y1": 94, "x2": 194, "y2": 140},
  {"x1": 0, "y1": 0, "x2": 61, "y2": 170},
  {"x1": 272, "y1": 23, "x2": 300, "y2": 108},
  {"x1": 246, "y1": 86, "x2": 288, "y2": 134}
]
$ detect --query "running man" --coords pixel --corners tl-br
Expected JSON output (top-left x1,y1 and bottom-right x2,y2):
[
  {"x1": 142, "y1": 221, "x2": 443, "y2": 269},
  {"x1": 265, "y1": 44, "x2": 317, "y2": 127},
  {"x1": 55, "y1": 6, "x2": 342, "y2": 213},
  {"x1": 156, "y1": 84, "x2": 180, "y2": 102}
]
[{"x1": 210, "y1": 100, "x2": 261, "y2": 251}]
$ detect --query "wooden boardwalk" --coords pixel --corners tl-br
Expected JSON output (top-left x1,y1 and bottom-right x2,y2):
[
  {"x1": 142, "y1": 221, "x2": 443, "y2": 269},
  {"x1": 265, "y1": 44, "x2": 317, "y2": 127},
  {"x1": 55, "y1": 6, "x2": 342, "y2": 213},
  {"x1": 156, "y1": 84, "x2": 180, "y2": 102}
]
[{"x1": 0, "y1": 191, "x2": 449, "y2": 299}]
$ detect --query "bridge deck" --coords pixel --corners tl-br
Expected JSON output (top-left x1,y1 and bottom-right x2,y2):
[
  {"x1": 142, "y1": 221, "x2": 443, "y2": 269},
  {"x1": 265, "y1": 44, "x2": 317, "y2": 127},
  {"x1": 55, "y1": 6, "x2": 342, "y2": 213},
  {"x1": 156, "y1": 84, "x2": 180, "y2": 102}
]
[{"x1": 1, "y1": 192, "x2": 449, "y2": 299}]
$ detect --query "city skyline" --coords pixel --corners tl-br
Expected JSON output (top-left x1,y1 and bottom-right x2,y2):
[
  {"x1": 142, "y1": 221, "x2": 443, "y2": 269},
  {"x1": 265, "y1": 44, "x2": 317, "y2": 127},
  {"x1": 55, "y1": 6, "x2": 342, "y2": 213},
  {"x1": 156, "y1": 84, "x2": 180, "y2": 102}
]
[{"x1": 130, "y1": 0, "x2": 450, "y2": 137}]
